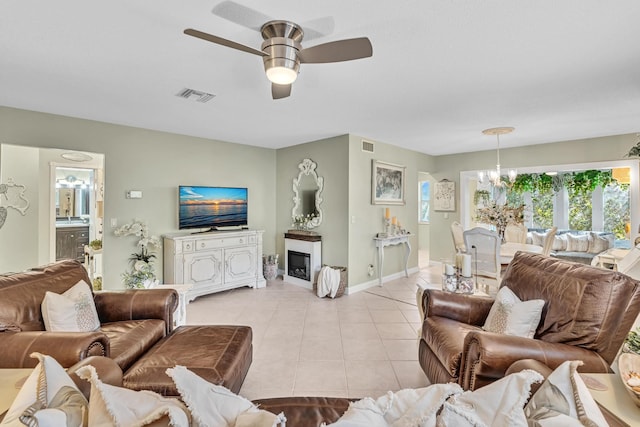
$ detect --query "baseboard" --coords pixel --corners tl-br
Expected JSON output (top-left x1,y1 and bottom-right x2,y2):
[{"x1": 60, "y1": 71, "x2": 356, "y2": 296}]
[{"x1": 346, "y1": 267, "x2": 420, "y2": 295}]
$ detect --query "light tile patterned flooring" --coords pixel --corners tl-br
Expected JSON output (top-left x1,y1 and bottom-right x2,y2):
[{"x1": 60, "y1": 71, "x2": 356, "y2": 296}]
[{"x1": 186, "y1": 267, "x2": 442, "y2": 400}]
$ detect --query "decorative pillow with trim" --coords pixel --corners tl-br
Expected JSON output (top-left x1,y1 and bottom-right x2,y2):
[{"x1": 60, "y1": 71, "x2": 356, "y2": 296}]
[
  {"x1": 588, "y1": 232, "x2": 612, "y2": 254},
  {"x1": 75, "y1": 365, "x2": 190, "y2": 427},
  {"x1": 565, "y1": 233, "x2": 590, "y2": 252},
  {"x1": 438, "y1": 369, "x2": 543, "y2": 427},
  {"x1": 166, "y1": 365, "x2": 285, "y2": 427},
  {"x1": 524, "y1": 360, "x2": 608, "y2": 426},
  {"x1": 0, "y1": 352, "x2": 87, "y2": 427},
  {"x1": 324, "y1": 384, "x2": 462, "y2": 426},
  {"x1": 552, "y1": 234, "x2": 568, "y2": 251},
  {"x1": 531, "y1": 231, "x2": 546, "y2": 247},
  {"x1": 483, "y1": 286, "x2": 545, "y2": 338},
  {"x1": 41, "y1": 280, "x2": 100, "y2": 332}
]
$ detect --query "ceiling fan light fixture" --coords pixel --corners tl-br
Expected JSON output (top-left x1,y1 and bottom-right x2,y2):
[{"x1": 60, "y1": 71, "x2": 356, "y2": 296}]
[{"x1": 265, "y1": 65, "x2": 298, "y2": 85}]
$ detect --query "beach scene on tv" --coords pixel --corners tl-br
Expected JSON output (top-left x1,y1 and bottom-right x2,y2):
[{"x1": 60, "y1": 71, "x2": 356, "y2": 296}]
[{"x1": 179, "y1": 186, "x2": 248, "y2": 229}]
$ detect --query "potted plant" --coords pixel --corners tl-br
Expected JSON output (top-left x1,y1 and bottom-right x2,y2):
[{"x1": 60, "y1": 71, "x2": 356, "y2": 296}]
[{"x1": 89, "y1": 239, "x2": 102, "y2": 250}]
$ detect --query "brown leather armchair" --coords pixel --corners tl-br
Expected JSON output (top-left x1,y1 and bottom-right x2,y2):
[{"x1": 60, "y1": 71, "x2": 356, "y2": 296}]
[
  {"x1": 419, "y1": 252, "x2": 640, "y2": 390},
  {"x1": 0, "y1": 260, "x2": 178, "y2": 370}
]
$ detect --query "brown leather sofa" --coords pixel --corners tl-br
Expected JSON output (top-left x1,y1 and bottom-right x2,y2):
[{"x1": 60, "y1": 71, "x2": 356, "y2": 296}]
[
  {"x1": 0, "y1": 259, "x2": 178, "y2": 370},
  {"x1": 419, "y1": 252, "x2": 640, "y2": 391}
]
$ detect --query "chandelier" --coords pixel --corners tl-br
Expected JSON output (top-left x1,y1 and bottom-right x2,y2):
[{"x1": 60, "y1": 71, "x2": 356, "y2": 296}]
[{"x1": 478, "y1": 127, "x2": 516, "y2": 187}]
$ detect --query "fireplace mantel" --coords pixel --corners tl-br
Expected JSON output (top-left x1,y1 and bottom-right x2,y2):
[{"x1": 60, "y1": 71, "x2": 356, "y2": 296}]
[{"x1": 284, "y1": 231, "x2": 322, "y2": 242}]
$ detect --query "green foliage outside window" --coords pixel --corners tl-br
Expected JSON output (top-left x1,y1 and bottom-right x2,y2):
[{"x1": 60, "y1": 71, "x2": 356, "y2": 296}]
[
  {"x1": 507, "y1": 169, "x2": 627, "y2": 235},
  {"x1": 604, "y1": 183, "x2": 630, "y2": 239},
  {"x1": 531, "y1": 188, "x2": 554, "y2": 229},
  {"x1": 568, "y1": 186, "x2": 592, "y2": 231}
]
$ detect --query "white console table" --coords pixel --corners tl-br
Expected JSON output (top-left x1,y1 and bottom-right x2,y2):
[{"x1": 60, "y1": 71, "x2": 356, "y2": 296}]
[{"x1": 374, "y1": 234, "x2": 411, "y2": 285}]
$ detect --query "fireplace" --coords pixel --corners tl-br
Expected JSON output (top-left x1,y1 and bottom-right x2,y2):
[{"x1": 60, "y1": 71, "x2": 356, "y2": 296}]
[
  {"x1": 284, "y1": 233, "x2": 322, "y2": 289},
  {"x1": 288, "y1": 250, "x2": 310, "y2": 281}
]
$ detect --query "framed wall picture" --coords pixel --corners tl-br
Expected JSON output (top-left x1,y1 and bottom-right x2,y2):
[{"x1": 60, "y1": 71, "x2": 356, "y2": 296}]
[
  {"x1": 372, "y1": 160, "x2": 406, "y2": 205},
  {"x1": 434, "y1": 179, "x2": 456, "y2": 212}
]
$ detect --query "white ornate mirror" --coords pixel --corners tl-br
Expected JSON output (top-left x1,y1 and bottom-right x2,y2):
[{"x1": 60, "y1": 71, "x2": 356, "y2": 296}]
[{"x1": 292, "y1": 158, "x2": 324, "y2": 229}]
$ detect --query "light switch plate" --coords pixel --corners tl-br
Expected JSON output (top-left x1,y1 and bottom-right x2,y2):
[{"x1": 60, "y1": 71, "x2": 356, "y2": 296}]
[{"x1": 126, "y1": 190, "x2": 143, "y2": 199}]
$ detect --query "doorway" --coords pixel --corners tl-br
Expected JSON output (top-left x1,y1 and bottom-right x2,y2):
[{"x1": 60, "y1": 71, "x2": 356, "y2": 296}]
[{"x1": 49, "y1": 153, "x2": 104, "y2": 283}]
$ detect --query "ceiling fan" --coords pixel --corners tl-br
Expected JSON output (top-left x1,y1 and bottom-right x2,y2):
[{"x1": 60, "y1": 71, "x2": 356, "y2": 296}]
[{"x1": 184, "y1": 20, "x2": 373, "y2": 99}]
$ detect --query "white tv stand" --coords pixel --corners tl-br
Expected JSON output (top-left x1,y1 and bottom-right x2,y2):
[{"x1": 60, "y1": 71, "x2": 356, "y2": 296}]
[{"x1": 163, "y1": 229, "x2": 266, "y2": 301}]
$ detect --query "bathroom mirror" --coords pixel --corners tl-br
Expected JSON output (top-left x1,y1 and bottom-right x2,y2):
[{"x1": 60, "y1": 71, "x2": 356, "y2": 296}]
[
  {"x1": 56, "y1": 168, "x2": 94, "y2": 219},
  {"x1": 292, "y1": 158, "x2": 324, "y2": 229}
]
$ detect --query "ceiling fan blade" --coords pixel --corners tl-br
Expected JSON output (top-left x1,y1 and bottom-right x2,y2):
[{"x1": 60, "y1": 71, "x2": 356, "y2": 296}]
[
  {"x1": 211, "y1": 1, "x2": 272, "y2": 32},
  {"x1": 298, "y1": 37, "x2": 373, "y2": 64},
  {"x1": 272, "y1": 83, "x2": 291, "y2": 100},
  {"x1": 184, "y1": 28, "x2": 267, "y2": 57}
]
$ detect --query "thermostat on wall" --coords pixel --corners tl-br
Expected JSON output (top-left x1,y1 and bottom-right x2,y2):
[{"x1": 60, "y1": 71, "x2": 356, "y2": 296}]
[{"x1": 126, "y1": 190, "x2": 143, "y2": 199}]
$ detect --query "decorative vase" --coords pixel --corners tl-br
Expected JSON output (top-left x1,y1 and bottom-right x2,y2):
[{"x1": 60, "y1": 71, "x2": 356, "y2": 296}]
[{"x1": 142, "y1": 278, "x2": 159, "y2": 289}]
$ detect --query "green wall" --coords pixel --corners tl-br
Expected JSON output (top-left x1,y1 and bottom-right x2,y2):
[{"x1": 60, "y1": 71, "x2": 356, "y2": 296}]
[
  {"x1": 0, "y1": 106, "x2": 277, "y2": 288},
  {"x1": 347, "y1": 135, "x2": 435, "y2": 287},
  {"x1": 2, "y1": 105, "x2": 637, "y2": 290},
  {"x1": 275, "y1": 135, "x2": 350, "y2": 273}
]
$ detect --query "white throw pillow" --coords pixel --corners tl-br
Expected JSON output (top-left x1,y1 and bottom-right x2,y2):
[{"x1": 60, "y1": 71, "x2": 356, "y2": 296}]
[
  {"x1": 588, "y1": 232, "x2": 612, "y2": 254},
  {"x1": 552, "y1": 234, "x2": 568, "y2": 251},
  {"x1": 75, "y1": 365, "x2": 190, "y2": 427},
  {"x1": 531, "y1": 231, "x2": 546, "y2": 247},
  {"x1": 0, "y1": 352, "x2": 87, "y2": 427},
  {"x1": 325, "y1": 384, "x2": 462, "y2": 426},
  {"x1": 524, "y1": 361, "x2": 608, "y2": 426},
  {"x1": 565, "y1": 233, "x2": 590, "y2": 252},
  {"x1": 483, "y1": 286, "x2": 545, "y2": 338},
  {"x1": 438, "y1": 369, "x2": 543, "y2": 427},
  {"x1": 41, "y1": 280, "x2": 100, "y2": 332},
  {"x1": 166, "y1": 365, "x2": 285, "y2": 427}
]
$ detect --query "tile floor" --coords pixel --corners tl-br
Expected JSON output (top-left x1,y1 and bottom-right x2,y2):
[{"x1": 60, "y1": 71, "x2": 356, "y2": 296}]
[{"x1": 186, "y1": 266, "x2": 442, "y2": 400}]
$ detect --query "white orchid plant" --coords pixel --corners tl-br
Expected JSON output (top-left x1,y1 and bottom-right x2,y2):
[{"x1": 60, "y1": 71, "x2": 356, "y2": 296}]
[{"x1": 114, "y1": 219, "x2": 161, "y2": 288}]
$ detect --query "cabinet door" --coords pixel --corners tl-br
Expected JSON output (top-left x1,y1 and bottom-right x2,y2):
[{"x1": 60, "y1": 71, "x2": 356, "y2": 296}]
[
  {"x1": 183, "y1": 250, "x2": 223, "y2": 286},
  {"x1": 56, "y1": 229, "x2": 75, "y2": 261},
  {"x1": 224, "y1": 246, "x2": 257, "y2": 283}
]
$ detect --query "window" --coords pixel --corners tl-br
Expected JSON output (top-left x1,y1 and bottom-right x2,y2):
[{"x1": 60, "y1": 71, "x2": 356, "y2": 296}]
[
  {"x1": 568, "y1": 185, "x2": 592, "y2": 231},
  {"x1": 419, "y1": 181, "x2": 430, "y2": 223},
  {"x1": 603, "y1": 183, "x2": 630, "y2": 239},
  {"x1": 531, "y1": 188, "x2": 554, "y2": 229}
]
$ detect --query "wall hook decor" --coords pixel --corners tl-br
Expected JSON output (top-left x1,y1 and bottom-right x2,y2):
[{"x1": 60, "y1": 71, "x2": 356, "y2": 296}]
[{"x1": 0, "y1": 178, "x2": 30, "y2": 229}]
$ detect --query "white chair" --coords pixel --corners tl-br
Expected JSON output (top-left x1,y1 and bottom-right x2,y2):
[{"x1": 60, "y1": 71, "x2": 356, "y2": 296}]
[
  {"x1": 450, "y1": 221, "x2": 466, "y2": 253},
  {"x1": 541, "y1": 226, "x2": 558, "y2": 256},
  {"x1": 615, "y1": 245, "x2": 640, "y2": 279},
  {"x1": 504, "y1": 222, "x2": 527, "y2": 244},
  {"x1": 463, "y1": 227, "x2": 501, "y2": 293}
]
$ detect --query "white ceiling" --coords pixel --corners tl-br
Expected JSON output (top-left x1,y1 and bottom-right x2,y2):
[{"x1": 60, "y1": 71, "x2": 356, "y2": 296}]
[{"x1": 2, "y1": 1, "x2": 639, "y2": 155}]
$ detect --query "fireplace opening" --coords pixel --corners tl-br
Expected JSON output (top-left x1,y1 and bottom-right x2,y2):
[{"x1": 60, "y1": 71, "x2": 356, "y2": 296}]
[{"x1": 288, "y1": 250, "x2": 310, "y2": 281}]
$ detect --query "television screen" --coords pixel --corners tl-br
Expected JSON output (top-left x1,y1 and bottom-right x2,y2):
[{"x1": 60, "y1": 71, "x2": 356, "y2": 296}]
[{"x1": 179, "y1": 186, "x2": 248, "y2": 230}]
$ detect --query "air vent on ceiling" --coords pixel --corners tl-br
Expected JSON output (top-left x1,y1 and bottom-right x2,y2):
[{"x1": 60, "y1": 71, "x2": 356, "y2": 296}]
[
  {"x1": 176, "y1": 88, "x2": 216, "y2": 103},
  {"x1": 361, "y1": 139, "x2": 375, "y2": 153}
]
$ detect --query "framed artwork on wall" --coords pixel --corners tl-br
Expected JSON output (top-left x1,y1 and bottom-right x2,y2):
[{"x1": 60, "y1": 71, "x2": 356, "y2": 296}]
[
  {"x1": 372, "y1": 160, "x2": 406, "y2": 205},
  {"x1": 434, "y1": 179, "x2": 456, "y2": 212}
]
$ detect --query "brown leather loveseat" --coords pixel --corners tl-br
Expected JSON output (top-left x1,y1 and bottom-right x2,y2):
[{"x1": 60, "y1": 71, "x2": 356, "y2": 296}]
[
  {"x1": 419, "y1": 252, "x2": 640, "y2": 391},
  {"x1": 0, "y1": 259, "x2": 178, "y2": 370}
]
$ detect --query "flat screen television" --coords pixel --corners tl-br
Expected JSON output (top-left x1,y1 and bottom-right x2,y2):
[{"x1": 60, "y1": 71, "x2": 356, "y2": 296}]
[{"x1": 179, "y1": 186, "x2": 248, "y2": 230}]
